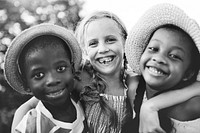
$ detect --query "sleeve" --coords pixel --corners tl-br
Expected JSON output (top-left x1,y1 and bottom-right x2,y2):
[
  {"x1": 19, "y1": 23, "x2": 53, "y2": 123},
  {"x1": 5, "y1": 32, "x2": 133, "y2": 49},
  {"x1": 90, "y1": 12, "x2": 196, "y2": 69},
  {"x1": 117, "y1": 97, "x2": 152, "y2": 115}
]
[{"x1": 15, "y1": 109, "x2": 37, "y2": 133}]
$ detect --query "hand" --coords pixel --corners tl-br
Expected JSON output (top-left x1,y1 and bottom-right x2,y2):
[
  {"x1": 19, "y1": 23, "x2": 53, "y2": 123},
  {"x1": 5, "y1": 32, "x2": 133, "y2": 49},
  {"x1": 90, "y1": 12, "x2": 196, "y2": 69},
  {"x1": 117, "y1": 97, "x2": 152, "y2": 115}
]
[{"x1": 139, "y1": 102, "x2": 166, "y2": 133}]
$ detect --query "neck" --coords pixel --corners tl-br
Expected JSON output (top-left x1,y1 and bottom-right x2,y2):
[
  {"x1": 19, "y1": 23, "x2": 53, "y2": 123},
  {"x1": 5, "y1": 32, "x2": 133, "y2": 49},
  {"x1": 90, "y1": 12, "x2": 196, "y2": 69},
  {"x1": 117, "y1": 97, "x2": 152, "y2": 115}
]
[
  {"x1": 100, "y1": 70, "x2": 125, "y2": 96},
  {"x1": 42, "y1": 98, "x2": 76, "y2": 122},
  {"x1": 145, "y1": 80, "x2": 187, "y2": 99},
  {"x1": 145, "y1": 85, "x2": 159, "y2": 99}
]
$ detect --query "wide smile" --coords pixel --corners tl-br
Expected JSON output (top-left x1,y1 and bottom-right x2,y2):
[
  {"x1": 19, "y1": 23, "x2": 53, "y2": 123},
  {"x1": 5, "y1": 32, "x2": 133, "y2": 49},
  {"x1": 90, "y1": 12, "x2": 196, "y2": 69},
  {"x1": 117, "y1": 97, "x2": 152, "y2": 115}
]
[
  {"x1": 46, "y1": 88, "x2": 66, "y2": 98},
  {"x1": 147, "y1": 66, "x2": 168, "y2": 76},
  {"x1": 96, "y1": 55, "x2": 115, "y2": 64}
]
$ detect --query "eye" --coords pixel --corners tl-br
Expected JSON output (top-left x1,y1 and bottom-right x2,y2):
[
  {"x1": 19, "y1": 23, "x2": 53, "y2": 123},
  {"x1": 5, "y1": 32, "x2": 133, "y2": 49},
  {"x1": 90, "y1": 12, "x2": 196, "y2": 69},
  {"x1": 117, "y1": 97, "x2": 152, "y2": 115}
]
[
  {"x1": 57, "y1": 66, "x2": 66, "y2": 72},
  {"x1": 106, "y1": 38, "x2": 117, "y2": 44},
  {"x1": 33, "y1": 72, "x2": 44, "y2": 80},
  {"x1": 88, "y1": 40, "x2": 98, "y2": 47},
  {"x1": 169, "y1": 54, "x2": 182, "y2": 61},
  {"x1": 147, "y1": 46, "x2": 158, "y2": 52}
]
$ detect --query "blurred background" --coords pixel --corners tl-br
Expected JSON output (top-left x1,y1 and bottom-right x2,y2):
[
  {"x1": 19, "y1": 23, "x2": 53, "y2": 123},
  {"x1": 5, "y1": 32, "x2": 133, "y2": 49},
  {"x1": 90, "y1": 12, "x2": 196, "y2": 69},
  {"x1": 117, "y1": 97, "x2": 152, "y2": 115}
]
[{"x1": 0, "y1": 0, "x2": 199, "y2": 132}]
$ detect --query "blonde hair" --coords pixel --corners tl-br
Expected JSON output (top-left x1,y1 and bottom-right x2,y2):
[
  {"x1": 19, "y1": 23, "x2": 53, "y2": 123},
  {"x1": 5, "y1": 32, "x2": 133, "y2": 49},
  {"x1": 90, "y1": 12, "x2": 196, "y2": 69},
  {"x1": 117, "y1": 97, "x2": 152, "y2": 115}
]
[
  {"x1": 76, "y1": 11, "x2": 129, "y2": 130},
  {"x1": 75, "y1": 11, "x2": 127, "y2": 56}
]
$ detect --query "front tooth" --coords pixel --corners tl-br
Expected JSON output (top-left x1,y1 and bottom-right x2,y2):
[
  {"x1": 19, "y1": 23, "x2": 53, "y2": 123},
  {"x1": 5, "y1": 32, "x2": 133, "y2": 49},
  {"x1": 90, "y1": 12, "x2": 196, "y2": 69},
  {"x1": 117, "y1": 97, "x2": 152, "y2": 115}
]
[
  {"x1": 48, "y1": 89, "x2": 63, "y2": 96},
  {"x1": 99, "y1": 57, "x2": 112, "y2": 63},
  {"x1": 149, "y1": 67, "x2": 163, "y2": 74}
]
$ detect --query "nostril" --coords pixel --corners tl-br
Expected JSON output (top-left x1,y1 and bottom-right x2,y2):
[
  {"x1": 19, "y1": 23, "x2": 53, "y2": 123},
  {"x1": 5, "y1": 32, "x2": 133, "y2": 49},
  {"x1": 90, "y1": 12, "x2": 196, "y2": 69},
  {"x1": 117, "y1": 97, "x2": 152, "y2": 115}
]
[{"x1": 46, "y1": 79, "x2": 61, "y2": 87}]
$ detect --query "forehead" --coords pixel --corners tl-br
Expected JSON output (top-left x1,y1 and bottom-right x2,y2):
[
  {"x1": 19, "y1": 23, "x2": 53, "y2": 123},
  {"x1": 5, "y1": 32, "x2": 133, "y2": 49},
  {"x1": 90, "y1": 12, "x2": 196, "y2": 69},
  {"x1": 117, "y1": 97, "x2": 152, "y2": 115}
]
[
  {"x1": 85, "y1": 18, "x2": 121, "y2": 39},
  {"x1": 26, "y1": 44, "x2": 70, "y2": 61},
  {"x1": 151, "y1": 28, "x2": 193, "y2": 50},
  {"x1": 28, "y1": 35, "x2": 70, "y2": 53}
]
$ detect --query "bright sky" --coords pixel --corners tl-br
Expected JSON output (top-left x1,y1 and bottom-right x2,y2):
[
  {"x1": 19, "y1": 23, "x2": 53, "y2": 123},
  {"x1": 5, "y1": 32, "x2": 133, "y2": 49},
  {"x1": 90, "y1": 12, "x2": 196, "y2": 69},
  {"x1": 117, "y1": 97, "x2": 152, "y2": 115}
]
[{"x1": 81, "y1": 0, "x2": 200, "y2": 32}]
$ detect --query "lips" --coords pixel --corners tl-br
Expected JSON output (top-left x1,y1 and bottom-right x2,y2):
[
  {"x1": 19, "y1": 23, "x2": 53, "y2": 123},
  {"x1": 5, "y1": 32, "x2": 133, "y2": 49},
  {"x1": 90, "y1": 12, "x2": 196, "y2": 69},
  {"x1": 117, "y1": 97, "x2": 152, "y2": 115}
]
[
  {"x1": 96, "y1": 55, "x2": 115, "y2": 64},
  {"x1": 147, "y1": 66, "x2": 167, "y2": 76},
  {"x1": 46, "y1": 88, "x2": 66, "y2": 98}
]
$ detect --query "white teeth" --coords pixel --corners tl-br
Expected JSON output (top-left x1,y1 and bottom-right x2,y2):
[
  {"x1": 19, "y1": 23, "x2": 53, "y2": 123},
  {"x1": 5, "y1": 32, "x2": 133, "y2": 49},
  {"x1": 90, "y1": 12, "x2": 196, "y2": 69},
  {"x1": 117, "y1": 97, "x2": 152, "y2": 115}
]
[
  {"x1": 47, "y1": 89, "x2": 64, "y2": 97},
  {"x1": 149, "y1": 67, "x2": 165, "y2": 75},
  {"x1": 98, "y1": 57, "x2": 113, "y2": 64}
]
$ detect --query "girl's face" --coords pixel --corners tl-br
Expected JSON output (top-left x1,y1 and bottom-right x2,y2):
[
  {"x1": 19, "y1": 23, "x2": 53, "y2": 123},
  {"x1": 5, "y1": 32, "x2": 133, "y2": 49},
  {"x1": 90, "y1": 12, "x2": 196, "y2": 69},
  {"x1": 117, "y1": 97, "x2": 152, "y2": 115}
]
[
  {"x1": 140, "y1": 28, "x2": 192, "y2": 92},
  {"x1": 24, "y1": 45, "x2": 74, "y2": 106},
  {"x1": 84, "y1": 18, "x2": 125, "y2": 76}
]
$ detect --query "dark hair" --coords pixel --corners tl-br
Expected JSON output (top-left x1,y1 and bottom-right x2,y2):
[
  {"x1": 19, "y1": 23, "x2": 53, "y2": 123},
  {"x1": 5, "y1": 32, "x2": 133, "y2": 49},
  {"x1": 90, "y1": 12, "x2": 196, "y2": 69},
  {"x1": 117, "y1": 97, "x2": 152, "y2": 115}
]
[
  {"x1": 149, "y1": 24, "x2": 200, "y2": 133},
  {"x1": 18, "y1": 35, "x2": 72, "y2": 84}
]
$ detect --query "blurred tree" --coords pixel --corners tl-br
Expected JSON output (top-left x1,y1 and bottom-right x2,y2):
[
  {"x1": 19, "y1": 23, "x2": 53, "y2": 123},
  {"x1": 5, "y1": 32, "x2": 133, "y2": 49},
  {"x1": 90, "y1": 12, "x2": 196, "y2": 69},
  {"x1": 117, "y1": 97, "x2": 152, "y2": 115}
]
[{"x1": 0, "y1": 0, "x2": 83, "y2": 132}]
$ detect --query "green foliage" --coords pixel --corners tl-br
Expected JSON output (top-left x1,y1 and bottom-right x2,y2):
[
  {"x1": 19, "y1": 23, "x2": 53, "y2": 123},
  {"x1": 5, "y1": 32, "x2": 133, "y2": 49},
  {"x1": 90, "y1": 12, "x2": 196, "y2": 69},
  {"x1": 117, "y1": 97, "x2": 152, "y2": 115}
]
[{"x1": 0, "y1": 0, "x2": 83, "y2": 132}]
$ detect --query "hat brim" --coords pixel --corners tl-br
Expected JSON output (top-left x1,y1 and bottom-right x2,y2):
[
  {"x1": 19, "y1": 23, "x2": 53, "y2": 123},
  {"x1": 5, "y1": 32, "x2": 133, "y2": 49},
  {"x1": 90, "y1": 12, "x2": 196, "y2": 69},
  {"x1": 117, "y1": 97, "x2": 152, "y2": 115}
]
[
  {"x1": 125, "y1": 3, "x2": 200, "y2": 80},
  {"x1": 4, "y1": 23, "x2": 82, "y2": 94}
]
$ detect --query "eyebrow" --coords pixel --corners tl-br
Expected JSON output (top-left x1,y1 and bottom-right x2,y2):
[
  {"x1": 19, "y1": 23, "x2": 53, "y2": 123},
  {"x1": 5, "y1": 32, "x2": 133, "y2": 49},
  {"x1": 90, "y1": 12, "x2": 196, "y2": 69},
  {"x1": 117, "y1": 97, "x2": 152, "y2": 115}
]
[
  {"x1": 149, "y1": 38, "x2": 162, "y2": 44},
  {"x1": 150, "y1": 39, "x2": 186, "y2": 53},
  {"x1": 29, "y1": 65, "x2": 43, "y2": 72}
]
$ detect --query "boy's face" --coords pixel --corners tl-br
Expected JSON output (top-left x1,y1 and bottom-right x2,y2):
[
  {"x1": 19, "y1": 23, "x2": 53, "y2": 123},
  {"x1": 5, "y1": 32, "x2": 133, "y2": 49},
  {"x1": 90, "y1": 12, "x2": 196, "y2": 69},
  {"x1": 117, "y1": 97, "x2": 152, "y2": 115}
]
[
  {"x1": 24, "y1": 45, "x2": 74, "y2": 106},
  {"x1": 84, "y1": 18, "x2": 125, "y2": 76},
  {"x1": 140, "y1": 28, "x2": 192, "y2": 91}
]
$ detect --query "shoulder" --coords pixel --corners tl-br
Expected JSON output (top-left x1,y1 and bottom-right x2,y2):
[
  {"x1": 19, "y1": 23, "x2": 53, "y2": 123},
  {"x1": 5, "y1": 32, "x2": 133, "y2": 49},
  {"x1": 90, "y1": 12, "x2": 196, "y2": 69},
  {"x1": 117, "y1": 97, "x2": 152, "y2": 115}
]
[
  {"x1": 15, "y1": 109, "x2": 37, "y2": 133},
  {"x1": 172, "y1": 96, "x2": 200, "y2": 120},
  {"x1": 186, "y1": 96, "x2": 200, "y2": 115}
]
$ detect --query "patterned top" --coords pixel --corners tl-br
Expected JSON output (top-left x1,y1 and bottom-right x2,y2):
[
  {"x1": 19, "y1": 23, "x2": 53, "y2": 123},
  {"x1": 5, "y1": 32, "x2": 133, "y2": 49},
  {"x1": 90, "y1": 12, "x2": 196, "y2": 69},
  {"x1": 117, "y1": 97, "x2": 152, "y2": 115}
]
[
  {"x1": 83, "y1": 89, "x2": 130, "y2": 133},
  {"x1": 15, "y1": 99, "x2": 88, "y2": 133}
]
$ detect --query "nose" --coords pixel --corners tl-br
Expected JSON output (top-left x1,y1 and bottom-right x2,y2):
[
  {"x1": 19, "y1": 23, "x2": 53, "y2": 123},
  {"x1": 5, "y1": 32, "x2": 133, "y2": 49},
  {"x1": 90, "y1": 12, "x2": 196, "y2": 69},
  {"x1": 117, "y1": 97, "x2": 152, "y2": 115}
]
[
  {"x1": 152, "y1": 54, "x2": 167, "y2": 64},
  {"x1": 98, "y1": 43, "x2": 110, "y2": 53},
  {"x1": 46, "y1": 72, "x2": 61, "y2": 87}
]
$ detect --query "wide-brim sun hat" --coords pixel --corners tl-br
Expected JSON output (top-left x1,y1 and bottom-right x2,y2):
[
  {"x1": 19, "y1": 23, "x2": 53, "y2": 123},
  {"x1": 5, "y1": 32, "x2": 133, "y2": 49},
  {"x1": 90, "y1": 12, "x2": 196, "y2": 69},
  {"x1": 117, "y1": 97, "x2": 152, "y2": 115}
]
[
  {"x1": 4, "y1": 23, "x2": 82, "y2": 94},
  {"x1": 125, "y1": 3, "x2": 200, "y2": 81}
]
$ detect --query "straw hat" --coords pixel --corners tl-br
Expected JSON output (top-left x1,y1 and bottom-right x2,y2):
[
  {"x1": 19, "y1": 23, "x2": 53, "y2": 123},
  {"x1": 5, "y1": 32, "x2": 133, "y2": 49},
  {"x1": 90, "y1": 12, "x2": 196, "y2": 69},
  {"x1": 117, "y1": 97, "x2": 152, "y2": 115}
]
[
  {"x1": 125, "y1": 3, "x2": 200, "y2": 80},
  {"x1": 4, "y1": 23, "x2": 82, "y2": 94}
]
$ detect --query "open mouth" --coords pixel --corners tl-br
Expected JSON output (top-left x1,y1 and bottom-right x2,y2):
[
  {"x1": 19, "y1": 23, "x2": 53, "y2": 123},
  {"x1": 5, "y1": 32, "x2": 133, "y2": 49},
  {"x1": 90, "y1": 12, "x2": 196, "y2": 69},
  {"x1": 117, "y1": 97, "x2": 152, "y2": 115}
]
[
  {"x1": 147, "y1": 66, "x2": 167, "y2": 76},
  {"x1": 46, "y1": 88, "x2": 65, "y2": 98},
  {"x1": 97, "y1": 56, "x2": 115, "y2": 64}
]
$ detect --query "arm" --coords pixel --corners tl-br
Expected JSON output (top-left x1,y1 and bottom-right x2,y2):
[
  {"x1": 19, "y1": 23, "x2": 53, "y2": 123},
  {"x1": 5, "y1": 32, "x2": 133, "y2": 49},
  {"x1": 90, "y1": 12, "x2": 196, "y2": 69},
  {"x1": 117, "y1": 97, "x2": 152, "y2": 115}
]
[
  {"x1": 11, "y1": 96, "x2": 39, "y2": 133},
  {"x1": 144, "y1": 81, "x2": 200, "y2": 110},
  {"x1": 139, "y1": 81, "x2": 200, "y2": 133}
]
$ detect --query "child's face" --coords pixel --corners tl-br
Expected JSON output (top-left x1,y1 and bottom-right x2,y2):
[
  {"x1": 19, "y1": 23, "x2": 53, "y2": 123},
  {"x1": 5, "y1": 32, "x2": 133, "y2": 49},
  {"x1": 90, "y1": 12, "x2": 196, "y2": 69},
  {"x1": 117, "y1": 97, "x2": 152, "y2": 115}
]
[
  {"x1": 84, "y1": 18, "x2": 125, "y2": 76},
  {"x1": 140, "y1": 28, "x2": 192, "y2": 91},
  {"x1": 24, "y1": 45, "x2": 74, "y2": 106}
]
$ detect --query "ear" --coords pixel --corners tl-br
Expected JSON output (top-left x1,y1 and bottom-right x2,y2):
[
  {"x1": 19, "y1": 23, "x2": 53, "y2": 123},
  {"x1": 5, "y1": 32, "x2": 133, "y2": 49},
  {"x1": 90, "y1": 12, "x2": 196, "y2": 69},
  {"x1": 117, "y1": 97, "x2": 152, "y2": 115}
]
[
  {"x1": 183, "y1": 70, "x2": 195, "y2": 81},
  {"x1": 23, "y1": 79, "x2": 33, "y2": 95},
  {"x1": 25, "y1": 87, "x2": 33, "y2": 95}
]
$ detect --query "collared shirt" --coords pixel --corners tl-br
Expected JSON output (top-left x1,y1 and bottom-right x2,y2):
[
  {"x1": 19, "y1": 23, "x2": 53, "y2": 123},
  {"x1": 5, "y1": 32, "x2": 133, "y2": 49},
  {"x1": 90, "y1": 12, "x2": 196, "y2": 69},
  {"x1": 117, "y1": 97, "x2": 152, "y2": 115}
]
[{"x1": 15, "y1": 99, "x2": 87, "y2": 133}]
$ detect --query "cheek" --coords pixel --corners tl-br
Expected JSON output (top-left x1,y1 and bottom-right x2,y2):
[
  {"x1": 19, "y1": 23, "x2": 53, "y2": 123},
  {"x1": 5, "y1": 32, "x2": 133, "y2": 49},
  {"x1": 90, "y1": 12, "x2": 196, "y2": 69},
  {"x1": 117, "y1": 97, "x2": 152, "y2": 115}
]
[
  {"x1": 64, "y1": 72, "x2": 74, "y2": 83},
  {"x1": 172, "y1": 64, "x2": 187, "y2": 75},
  {"x1": 140, "y1": 53, "x2": 147, "y2": 66},
  {"x1": 86, "y1": 49, "x2": 96, "y2": 60},
  {"x1": 64, "y1": 74, "x2": 74, "y2": 91},
  {"x1": 28, "y1": 80, "x2": 42, "y2": 90}
]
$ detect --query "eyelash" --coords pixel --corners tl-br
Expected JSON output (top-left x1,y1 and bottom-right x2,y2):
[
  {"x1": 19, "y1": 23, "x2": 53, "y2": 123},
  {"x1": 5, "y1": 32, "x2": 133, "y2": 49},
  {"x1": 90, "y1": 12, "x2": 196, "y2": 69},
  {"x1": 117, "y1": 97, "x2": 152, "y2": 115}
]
[
  {"x1": 148, "y1": 47, "x2": 158, "y2": 52},
  {"x1": 89, "y1": 41, "x2": 97, "y2": 47},
  {"x1": 33, "y1": 72, "x2": 44, "y2": 80},
  {"x1": 32, "y1": 66, "x2": 67, "y2": 80},
  {"x1": 169, "y1": 54, "x2": 182, "y2": 61},
  {"x1": 106, "y1": 38, "x2": 116, "y2": 43},
  {"x1": 148, "y1": 47, "x2": 182, "y2": 61},
  {"x1": 57, "y1": 66, "x2": 66, "y2": 72},
  {"x1": 88, "y1": 38, "x2": 117, "y2": 47}
]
